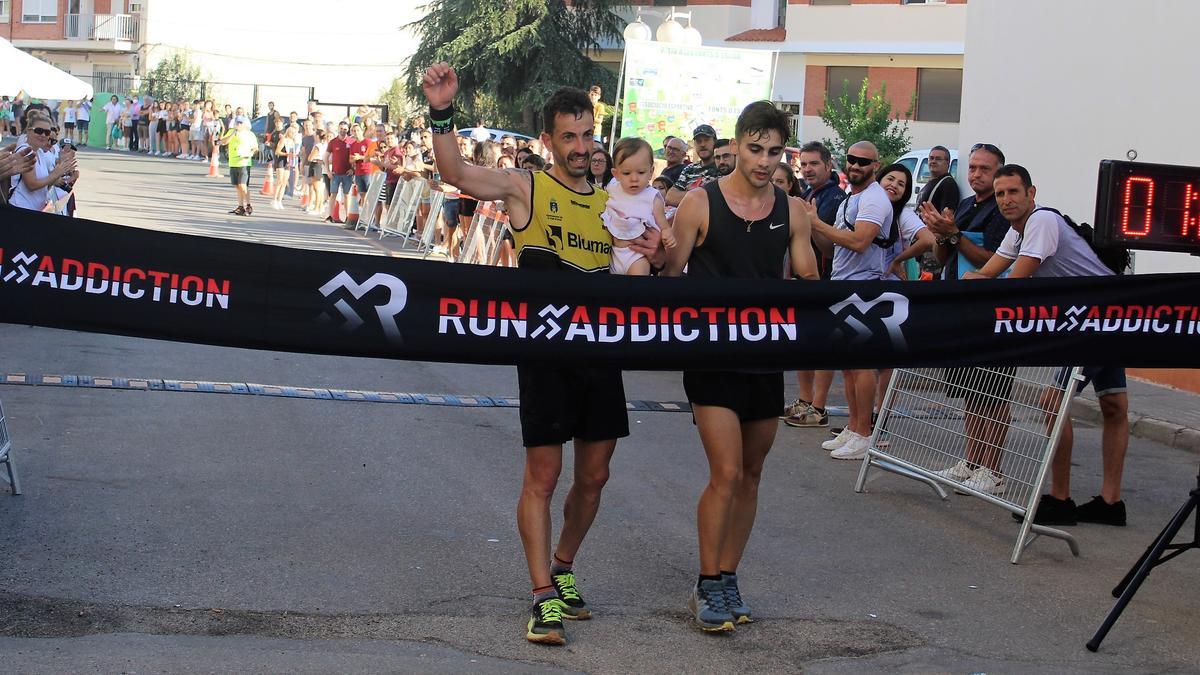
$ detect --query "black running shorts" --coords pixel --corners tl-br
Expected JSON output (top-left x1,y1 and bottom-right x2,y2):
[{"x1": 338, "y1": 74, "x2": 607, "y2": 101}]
[
  {"x1": 943, "y1": 366, "x2": 1016, "y2": 402},
  {"x1": 517, "y1": 365, "x2": 629, "y2": 448},
  {"x1": 229, "y1": 165, "x2": 250, "y2": 186},
  {"x1": 683, "y1": 370, "x2": 784, "y2": 423}
]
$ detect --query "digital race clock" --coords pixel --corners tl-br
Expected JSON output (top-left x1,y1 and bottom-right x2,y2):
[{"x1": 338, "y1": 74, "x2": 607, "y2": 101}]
[{"x1": 1095, "y1": 160, "x2": 1200, "y2": 253}]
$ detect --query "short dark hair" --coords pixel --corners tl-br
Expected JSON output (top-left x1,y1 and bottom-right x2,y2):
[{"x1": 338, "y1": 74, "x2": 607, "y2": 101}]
[
  {"x1": 522, "y1": 154, "x2": 546, "y2": 170},
  {"x1": 930, "y1": 145, "x2": 951, "y2": 160},
  {"x1": 542, "y1": 87, "x2": 593, "y2": 135},
  {"x1": 734, "y1": 101, "x2": 792, "y2": 145},
  {"x1": 995, "y1": 163, "x2": 1033, "y2": 189},
  {"x1": 714, "y1": 138, "x2": 731, "y2": 150},
  {"x1": 799, "y1": 140, "x2": 832, "y2": 164}
]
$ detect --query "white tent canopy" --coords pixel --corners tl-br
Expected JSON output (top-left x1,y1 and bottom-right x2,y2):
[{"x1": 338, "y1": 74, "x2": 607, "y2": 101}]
[{"x1": 0, "y1": 37, "x2": 94, "y2": 100}]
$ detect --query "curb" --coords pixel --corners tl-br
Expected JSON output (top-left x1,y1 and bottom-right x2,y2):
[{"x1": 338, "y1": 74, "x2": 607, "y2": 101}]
[{"x1": 1070, "y1": 397, "x2": 1200, "y2": 454}]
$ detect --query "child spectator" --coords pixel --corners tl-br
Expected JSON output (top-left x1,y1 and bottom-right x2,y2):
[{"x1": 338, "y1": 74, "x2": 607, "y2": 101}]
[{"x1": 601, "y1": 137, "x2": 676, "y2": 275}]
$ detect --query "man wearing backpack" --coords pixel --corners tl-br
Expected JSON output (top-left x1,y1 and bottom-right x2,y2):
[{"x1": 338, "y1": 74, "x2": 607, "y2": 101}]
[
  {"x1": 809, "y1": 140, "x2": 895, "y2": 460},
  {"x1": 964, "y1": 164, "x2": 1130, "y2": 526}
]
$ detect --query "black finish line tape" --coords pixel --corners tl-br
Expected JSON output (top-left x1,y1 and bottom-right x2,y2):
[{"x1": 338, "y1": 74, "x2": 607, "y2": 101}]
[{"x1": 0, "y1": 372, "x2": 697, "y2": 413}]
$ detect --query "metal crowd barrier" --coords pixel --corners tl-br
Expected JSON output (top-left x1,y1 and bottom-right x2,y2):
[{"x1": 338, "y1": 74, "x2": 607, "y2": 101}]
[
  {"x1": 0, "y1": 398, "x2": 21, "y2": 495},
  {"x1": 355, "y1": 173, "x2": 388, "y2": 233},
  {"x1": 456, "y1": 201, "x2": 511, "y2": 266},
  {"x1": 854, "y1": 366, "x2": 1083, "y2": 563},
  {"x1": 379, "y1": 179, "x2": 424, "y2": 244},
  {"x1": 416, "y1": 191, "x2": 445, "y2": 255}
]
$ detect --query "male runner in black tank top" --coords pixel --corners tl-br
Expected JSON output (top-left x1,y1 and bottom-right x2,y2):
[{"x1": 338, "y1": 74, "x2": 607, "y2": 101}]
[
  {"x1": 666, "y1": 101, "x2": 819, "y2": 633},
  {"x1": 421, "y1": 63, "x2": 662, "y2": 647}
]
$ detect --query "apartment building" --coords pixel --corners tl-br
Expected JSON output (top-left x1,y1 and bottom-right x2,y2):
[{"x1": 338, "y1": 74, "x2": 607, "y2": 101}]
[
  {"x1": 3, "y1": 0, "x2": 144, "y2": 93},
  {"x1": 4, "y1": 0, "x2": 420, "y2": 107},
  {"x1": 611, "y1": 0, "x2": 967, "y2": 149}
]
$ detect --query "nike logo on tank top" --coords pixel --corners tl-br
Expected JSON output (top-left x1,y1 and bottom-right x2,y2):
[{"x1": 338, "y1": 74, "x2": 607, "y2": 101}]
[{"x1": 686, "y1": 181, "x2": 790, "y2": 280}]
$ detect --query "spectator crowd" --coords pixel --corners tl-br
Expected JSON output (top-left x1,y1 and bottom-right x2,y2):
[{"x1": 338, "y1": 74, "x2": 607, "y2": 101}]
[{"x1": 0, "y1": 87, "x2": 1130, "y2": 533}]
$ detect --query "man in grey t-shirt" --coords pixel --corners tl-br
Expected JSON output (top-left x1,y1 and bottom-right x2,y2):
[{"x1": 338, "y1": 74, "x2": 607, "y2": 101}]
[
  {"x1": 966, "y1": 164, "x2": 1130, "y2": 527},
  {"x1": 808, "y1": 140, "x2": 895, "y2": 461}
]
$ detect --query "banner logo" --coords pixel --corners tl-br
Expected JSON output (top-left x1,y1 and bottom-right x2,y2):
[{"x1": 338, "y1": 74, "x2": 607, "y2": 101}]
[
  {"x1": 0, "y1": 248, "x2": 230, "y2": 308},
  {"x1": 994, "y1": 304, "x2": 1200, "y2": 335},
  {"x1": 319, "y1": 271, "x2": 408, "y2": 344},
  {"x1": 829, "y1": 292, "x2": 909, "y2": 350}
]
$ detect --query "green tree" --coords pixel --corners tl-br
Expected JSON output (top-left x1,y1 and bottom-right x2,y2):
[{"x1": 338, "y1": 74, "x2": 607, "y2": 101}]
[
  {"x1": 142, "y1": 52, "x2": 209, "y2": 103},
  {"x1": 819, "y1": 79, "x2": 913, "y2": 165},
  {"x1": 404, "y1": 0, "x2": 622, "y2": 135}
]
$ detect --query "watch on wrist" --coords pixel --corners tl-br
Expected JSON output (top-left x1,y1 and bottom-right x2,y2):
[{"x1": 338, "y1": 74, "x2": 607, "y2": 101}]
[{"x1": 946, "y1": 233, "x2": 961, "y2": 248}]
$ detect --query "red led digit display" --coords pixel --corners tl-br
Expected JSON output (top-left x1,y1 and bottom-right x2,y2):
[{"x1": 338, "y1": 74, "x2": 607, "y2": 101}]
[
  {"x1": 1095, "y1": 160, "x2": 1200, "y2": 253},
  {"x1": 1119, "y1": 176, "x2": 1153, "y2": 237}
]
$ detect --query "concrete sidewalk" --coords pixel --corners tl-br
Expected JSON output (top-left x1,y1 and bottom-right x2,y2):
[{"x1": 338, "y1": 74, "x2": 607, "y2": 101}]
[{"x1": 1073, "y1": 376, "x2": 1200, "y2": 452}]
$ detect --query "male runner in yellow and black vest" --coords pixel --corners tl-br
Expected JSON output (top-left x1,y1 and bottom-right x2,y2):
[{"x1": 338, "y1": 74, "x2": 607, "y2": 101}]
[{"x1": 422, "y1": 62, "x2": 661, "y2": 647}]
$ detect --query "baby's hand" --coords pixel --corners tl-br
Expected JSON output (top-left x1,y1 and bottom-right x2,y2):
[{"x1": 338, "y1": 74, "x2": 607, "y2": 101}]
[{"x1": 661, "y1": 227, "x2": 677, "y2": 249}]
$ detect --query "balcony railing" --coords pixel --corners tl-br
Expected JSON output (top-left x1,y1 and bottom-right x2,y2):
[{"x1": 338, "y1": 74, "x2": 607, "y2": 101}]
[{"x1": 64, "y1": 13, "x2": 141, "y2": 43}]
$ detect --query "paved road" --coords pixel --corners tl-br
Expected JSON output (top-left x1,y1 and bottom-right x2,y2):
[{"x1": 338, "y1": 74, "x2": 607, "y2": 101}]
[{"x1": 1, "y1": 150, "x2": 1198, "y2": 673}]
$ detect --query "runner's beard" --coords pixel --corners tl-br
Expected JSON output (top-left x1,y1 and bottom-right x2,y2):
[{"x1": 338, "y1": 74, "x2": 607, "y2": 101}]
[{"x1": 556, "y1": 152, "x2": 589, "y2": 178}]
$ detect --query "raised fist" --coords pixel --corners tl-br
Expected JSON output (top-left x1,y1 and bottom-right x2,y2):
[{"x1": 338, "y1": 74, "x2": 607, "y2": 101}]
[{"x1": 422, "y1": 62, "x2": 459, "y2": 110}]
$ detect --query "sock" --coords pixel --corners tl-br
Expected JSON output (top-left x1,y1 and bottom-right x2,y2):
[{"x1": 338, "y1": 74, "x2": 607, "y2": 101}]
[
  {"x1": 720, "y1": 570, "x2": 737, "y2": 580},
  {"x1": 551, "y1": 555, "x2": 573, "y2": 575},
  {"x1": 533, "y1": 585, "x2": 557, "y2": 603},
  {"x1": 698, "y1": 574, "x2": 722, "y2": 587},
  {"x1": 813, "y1": 406, "x2": 826, "y2": 414}
]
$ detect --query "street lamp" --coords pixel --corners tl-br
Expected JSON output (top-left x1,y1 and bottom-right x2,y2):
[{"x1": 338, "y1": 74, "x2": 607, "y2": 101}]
[{"x1": 610, "y1": 9, "x2": 703, "y2": 153}]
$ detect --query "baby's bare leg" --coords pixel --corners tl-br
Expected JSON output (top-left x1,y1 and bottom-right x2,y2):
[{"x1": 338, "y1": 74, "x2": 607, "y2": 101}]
[{"x1": 625, "y1": 257, "x2": 651, "y2": 276}]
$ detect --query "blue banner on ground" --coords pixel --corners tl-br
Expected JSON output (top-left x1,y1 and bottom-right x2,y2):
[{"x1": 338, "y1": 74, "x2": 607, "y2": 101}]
[{"x1": 1, "y1": 206, "x2": 1199, "y2": 369}]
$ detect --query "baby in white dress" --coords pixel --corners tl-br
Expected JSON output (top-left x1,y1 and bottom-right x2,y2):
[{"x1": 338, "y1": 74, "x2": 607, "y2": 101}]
[{"x1": 602, "y1": 137, "x2": 676, "y2": 275}]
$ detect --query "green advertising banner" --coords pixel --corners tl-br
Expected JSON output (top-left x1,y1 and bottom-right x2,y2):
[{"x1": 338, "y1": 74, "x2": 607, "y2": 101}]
[{"x1": 619, "y1": 41, "x2": 775, "y2": 150}]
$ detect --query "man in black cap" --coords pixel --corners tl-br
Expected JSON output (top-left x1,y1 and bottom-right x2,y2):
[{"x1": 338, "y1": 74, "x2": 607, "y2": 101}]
[{"x1": 666, "y1": 124, "x2": 720, "y2": 206}]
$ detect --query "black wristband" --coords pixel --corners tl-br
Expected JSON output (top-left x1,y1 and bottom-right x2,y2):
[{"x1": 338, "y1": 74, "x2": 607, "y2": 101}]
[{"x1": 430, "y1": 104, "x2": 454, "y2": 135}]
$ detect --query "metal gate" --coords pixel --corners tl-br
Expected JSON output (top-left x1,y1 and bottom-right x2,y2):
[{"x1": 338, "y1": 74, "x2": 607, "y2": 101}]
[{"x1": 854, "y1": 366, "x2": 1082, "y2": 563}]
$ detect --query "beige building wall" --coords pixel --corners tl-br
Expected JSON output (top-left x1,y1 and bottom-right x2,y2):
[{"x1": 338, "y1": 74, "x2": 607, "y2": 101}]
[{"x1": 957, "y1": 0, "x2": 1200, "y2": 275}]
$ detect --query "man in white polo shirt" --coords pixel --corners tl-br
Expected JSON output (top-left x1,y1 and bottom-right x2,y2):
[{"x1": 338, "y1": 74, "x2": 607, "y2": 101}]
[
  {"x1": 808, "y1": 140, "x2": 895, "y2": 460},
  {"x1": 965, "y1": 163, "x2": 1130, "y2": 526}
]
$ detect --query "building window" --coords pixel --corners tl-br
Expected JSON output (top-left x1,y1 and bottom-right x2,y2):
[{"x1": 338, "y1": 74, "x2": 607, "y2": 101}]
[
  {"x1": 916, "y1": 68, "x2": 962, "y2": 122},
  {"x1": 21, "y1": 0, "x2": 57, "y2": 23},
  {"x1": 825, "y1": 66, "x2": 868, "y2": 112},
  {"x1": 776, "y1": 101, "x2": 801, "y2": 141},
  {"x1": 0, "y1": 0, "x2": 9, "y2": 22},
  {"x1": 904, "y1": 0, "x2": 948, "y2": 4},
  {"x1": 811, "y1": 0, "x2": 851, "y2": 5}
]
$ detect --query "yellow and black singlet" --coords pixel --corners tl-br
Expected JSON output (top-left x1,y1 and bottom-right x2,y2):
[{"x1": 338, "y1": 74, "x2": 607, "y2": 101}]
[{"x1": 512, "y1": 171, "x2": 611, "y2": 273}]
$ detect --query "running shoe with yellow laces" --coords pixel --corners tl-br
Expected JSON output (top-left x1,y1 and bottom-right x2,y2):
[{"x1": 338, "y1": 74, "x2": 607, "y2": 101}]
[
  {"x1": 551, "y1": 570, "x2": 592, "y2": 620},
  {"x1": 526, "y1": 597, "x2": 569, "y2": 646}
]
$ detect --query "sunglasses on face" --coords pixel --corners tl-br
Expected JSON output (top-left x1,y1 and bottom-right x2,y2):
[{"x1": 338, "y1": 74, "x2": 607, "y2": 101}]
[
  {"x1": 844, "y1": 154, "x2": 875, "y2": 167},
  {"x1": 31, "y1": 127, "x2": 52, "y2": 137}
]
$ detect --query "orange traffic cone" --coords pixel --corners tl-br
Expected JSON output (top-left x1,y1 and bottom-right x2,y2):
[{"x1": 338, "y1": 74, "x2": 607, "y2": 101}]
[
  {"x1": 331, "y1": 197, "x2": 342, "y2": 223},
  {"x1": 207, "y1": 155, "x2": 219, "y2": 178},
  {"x1": 346, "y1": 185, "x2": 360, "y2": 228},
  {"x1": 260, "y1": 171, "x2": 274, "y2": 196},
  {"x1": 300, "y1": 190, "x2": 309, "y2": 208}
]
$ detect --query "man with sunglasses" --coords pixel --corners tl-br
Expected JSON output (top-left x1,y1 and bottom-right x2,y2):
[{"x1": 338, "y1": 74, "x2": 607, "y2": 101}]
[
  {"x1": 807, "y1": 141, "x2": 894, "y2": 461},
  {"x1": 917, "y1": 143, "x2": 1013, "y2": 495}
]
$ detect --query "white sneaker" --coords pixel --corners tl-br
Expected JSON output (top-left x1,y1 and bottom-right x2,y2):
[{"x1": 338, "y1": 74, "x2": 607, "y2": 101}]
[
  {"x1": 821, "y1": 428, "x2": 853, "y2": 451},
  {"x1": 933, "y1": 459, "x2": 974, "y2": 482},
  {"x1": 958, "y1": 466, "x2": 1006, "y2": 495},
  {"x1": 830, "y1": 433, "x2": 870, "y2": 460}
]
